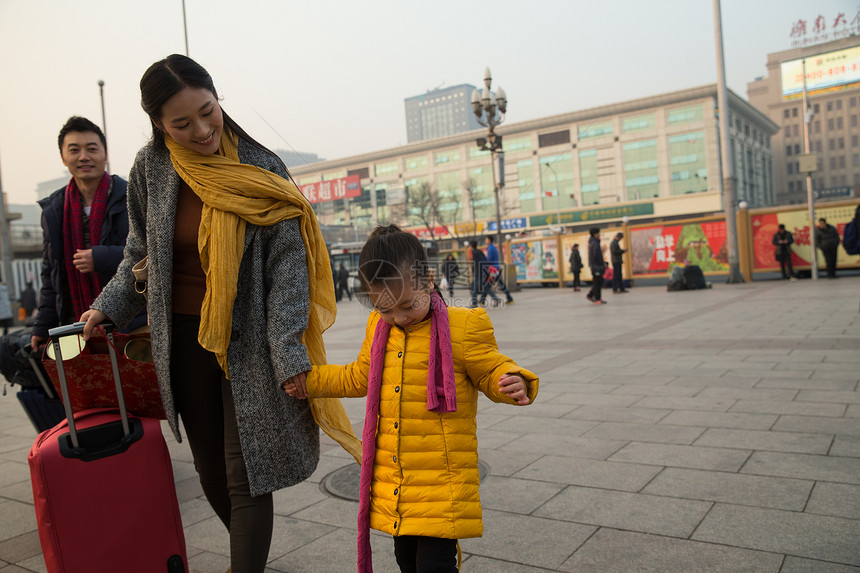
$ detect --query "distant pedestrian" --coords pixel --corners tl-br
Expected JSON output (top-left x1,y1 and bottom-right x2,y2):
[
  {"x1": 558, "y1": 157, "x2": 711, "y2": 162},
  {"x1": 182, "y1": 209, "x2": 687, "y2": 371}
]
[
  {"x1": 0, "y1": 281, "x2": 13, "y2": 335},
  {"x1": 569, "y1": 243, "x2": 583, "y2": 292},
  {"x1": 336, "y1": 263, "x2": 352, "y2": 301},
  {"x1": 815, "y1": 218, "x2": 840, "y2": 279},
  {"x1": 485, "y1": 235, "x2": 513, "y2": 304},
  {"x1": 469, "y1": 241, "x2": 500, "y2": 308},
  {"x1": 586, "y1": 227, "x2": 606, "y2": 305},
  {"x1": 772, "y1": 224, "x2": 796, "y2": 280},
  {"x1": 20, "y1": 281, "x2": 37, "y2": 319},
  {"x1": 442, "y1": 254, "x2": 460, "y2": 298},
  {"x1": 609, "y1": 232, "x2": 628, "y2": 293}
]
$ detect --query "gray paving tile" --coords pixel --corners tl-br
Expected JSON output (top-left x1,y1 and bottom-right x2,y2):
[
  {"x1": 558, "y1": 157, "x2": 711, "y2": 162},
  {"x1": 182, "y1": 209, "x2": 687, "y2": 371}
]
[
  {"x1": 742, "y1": 451, "x2": 860, "y2": 484},
  {"x1": 583, "y1": 421, "x2": 705, "y2": 445},
  {"x1": 478, "y1": 449, "x2": 544, "y2": 477},
  {"x1": 730, "y1": 399, "x2": 847, "y2": 417},
  {"x1": 0, "y1": 500, "x2": 36, "y2": 540},
  {"x1": 0, "y1": 531, "x2": 42, "y2": 566},
  {"x1": 693, "y1": 504, "x2": 860, "y2": 565},
  {"x1": 694, "y1": 428, "x2": 832, "y2": 454},
  {"x1": 564, "y1": 405, "x2": 671, "y2": 424},
  {"x1": 659, "y1": 410, "x2": 778, "y2": 430},
  {"x1": 805, "y1": 482, "x2": 860, "y2": 519},
  {"x1": 501, "y1": 433, "x2": 627, "y2": 460},
  {"x1": 772, "y1": 415, "x2": 860, "y2": 437},
  {"x1": 632, "y1": 396, "x2": 737, "y2": 411},
  {"x1": 847, "y1": 404, "x2": 860, "y2": 417},
  {"x1": 642, "y1": 467, "x2": 813, "y2": 510},
  {"x1": 551, "y1": 393, "x2": 642, "y2": 407},
  {"x1": 482, "y1": 415, "x2": 598, "y2": 437},
  {"x1": 272, "y1": 481, "x2": 330, "y2": 516},
  {"x1": 796, "y1": 390, "x2": 860, "y2": 404},
  {"x1": 513, "y1": 455, "x2": 661, "y2": 491},
  {"x1": 831, "y1": 436, "x2": 860, "y2": 458},
  {"x1": 756, "y1": 377, "x2": 857, "y2": 390},
  {"x1": 608, "y1": 442, "x2": 751, "y2": 471},
  {"x1": 780, "y1": 556, "x2": 860, "y2": 572},
  {"x1": 670, "y1": 375, "x2": 761, "y2": 388},
  {"x1": 459, "y1": 554, "x2": 553, "y2": 572},
  {"x1": 534, "y1": 486, "x2": 712, "y2": 537},
  {"x1": 479, "y1": 476, "x2": 565, "y2": 514},
  {"x1": 608, "y1": 384, "x2": 701, "y2": 397},
  {"x1": 559, "y1": 528, "x2": 782, "y2": 573},
  {"x1": 463, "y1": 509, "x2": 595, "y2": 570},
  {"x1": 290, "y1": 497, "x2": 359, "y2": 530},
  {"x1": 697, "y1": 387, "x2": 800, "y2": 401},
  {"x1": 480, "y1": 401, "x2": 578, "y2": 418},
  {"x1": 268, "y1": 528, "x2": 400, "y2": 573}
]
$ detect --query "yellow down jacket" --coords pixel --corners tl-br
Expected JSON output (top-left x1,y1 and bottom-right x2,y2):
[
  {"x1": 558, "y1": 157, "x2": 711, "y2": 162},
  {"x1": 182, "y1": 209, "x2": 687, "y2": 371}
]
[{"x1": 307, "y1": 305, "x2": 539, "y2": 540}]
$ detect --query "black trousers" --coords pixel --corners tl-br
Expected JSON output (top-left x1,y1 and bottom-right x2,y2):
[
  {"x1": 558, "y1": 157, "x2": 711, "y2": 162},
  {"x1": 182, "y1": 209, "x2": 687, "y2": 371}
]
[
  {"x1": 778, "y1": 253, "x2": 794, "y2": 278},
  {"x1": 612, "y1": 262, "x2": 623, "y2": 291},
  {"x1": 588, "y1": 272, "x2": 604, "y2": 301},
  {"x1": 393, "y1": 536, "x2": 458, "y2": 573},
  {"x1": 821, "y1": 247, "x2": 838, "y2": 277},
  {"x1": 572, "y1": 271, "x2": 581, "y2": 289},
  {"x1": 171, "y1": 314, "x2": 273, "y2": 573}
]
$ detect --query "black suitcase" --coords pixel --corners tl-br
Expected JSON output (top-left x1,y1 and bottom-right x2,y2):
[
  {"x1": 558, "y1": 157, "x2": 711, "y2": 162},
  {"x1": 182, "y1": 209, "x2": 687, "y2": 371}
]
[
  {"x1": 17, "y1": 387, "x2": 66, "y2": 433},
  {"x1": 683, "y1": 265, "x2": 707, "y2": 290}
]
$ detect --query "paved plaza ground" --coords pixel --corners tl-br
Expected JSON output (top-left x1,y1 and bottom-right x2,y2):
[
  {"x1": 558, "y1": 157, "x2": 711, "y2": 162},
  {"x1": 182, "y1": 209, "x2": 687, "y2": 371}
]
[{"x1": 1, "y1": 276, "x2": 859, "y2": 572}]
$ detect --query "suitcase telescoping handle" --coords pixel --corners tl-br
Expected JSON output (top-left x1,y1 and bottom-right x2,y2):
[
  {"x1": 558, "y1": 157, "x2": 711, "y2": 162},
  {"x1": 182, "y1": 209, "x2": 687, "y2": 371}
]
[{"x1": 48, "y1": 322, "x2": 131, "y2": 449}]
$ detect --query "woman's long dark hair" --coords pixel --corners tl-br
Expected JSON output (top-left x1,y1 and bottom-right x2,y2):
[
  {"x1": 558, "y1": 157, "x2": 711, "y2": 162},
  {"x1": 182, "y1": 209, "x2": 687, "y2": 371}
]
[{"x1": 139, "y1": 54, "x2": 289, "y2": 176}]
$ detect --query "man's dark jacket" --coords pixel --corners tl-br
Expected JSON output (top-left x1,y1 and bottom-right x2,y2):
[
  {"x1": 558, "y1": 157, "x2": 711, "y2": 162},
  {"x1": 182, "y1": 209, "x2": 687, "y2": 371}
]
[{"x1": 34, "y1": 176, "x2": 145, "y2": 338}]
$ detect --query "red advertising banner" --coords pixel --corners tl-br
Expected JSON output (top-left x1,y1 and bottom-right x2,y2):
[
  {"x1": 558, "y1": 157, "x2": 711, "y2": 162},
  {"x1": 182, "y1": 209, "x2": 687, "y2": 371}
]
[
  {"x1": 300, "y1": 174, "x2": 362, "y2": 204},
  {"x1": 750, "y1": 205, "x2": 859, "y2": 270},
  {"x1": 631, "y1": 220, "x2": 729, "y2": 275}
]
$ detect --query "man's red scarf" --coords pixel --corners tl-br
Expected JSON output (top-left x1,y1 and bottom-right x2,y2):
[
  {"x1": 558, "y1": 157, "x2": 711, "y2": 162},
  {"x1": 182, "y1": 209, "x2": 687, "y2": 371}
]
[{"x1": 63, "y1": 173, "x2": 111, "y2": 318}]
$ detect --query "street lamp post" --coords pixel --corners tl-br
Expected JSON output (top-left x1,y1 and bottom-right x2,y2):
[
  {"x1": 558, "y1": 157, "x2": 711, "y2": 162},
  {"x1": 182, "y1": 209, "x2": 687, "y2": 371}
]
[
  {"x1": 471, "y1": 67, "x2": 507, "y2": 250},
  {"x1": 98, "y1": 80, "x2": 109, "y2": 174}
]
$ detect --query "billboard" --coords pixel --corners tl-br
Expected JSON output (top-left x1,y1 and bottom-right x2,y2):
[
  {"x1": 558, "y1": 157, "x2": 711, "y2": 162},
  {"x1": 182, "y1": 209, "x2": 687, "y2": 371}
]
[
  {"x1": 300, "y1": 174, "x2": 362, "y2": 204},
  {"x1": 781, "y1": 45, "x2": 860, "y2": 99},
  {"x1": 630, "y1": 220, "x2": 729, "y2": 275},
  {"x1": 510, "y1": 239, "x2": 559, "y2": 282},
  {"x1": 750, "y1": 205, "x2": 859, "y2": 270}
]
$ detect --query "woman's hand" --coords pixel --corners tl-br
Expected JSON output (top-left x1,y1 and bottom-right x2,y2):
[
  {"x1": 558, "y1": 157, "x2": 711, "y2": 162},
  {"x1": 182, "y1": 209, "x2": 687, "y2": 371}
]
[
  {"x1": 80, "y1": 309, "x2": 108, "y2": 341},
  {"x1": 282, "y1": 371, "x2": 309, "y2": 400}
]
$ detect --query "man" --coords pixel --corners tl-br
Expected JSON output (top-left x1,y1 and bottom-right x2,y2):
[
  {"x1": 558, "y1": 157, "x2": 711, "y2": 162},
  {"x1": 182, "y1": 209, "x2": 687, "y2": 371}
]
[
  {"x1": 569, "y1": 243, "x2": 583, "y2": 292},
  {"x1": 815, "y1": 218, "x2": 841, "y2": 279},
  {"x1": 586, "y1": 227, "x2": 607, "y2": 305},
  {"x1": 336, "y1": 263, "x2": 352, "y2": 301},
  {"x1": 469, "y1": 241, "x2": 500, "y2": 308},
  {"x1": 31, "y1": 117, "x2": 144, "y2": 351},
  {"x1": 484, "y1": 235, "x2": 514, "y2": 304},
  {"x1": 609, "y1": 232, "x2": 628, "y2": 293},
  {"x1": 772, "y1": 224, "x2": 796, "y2": 280}
]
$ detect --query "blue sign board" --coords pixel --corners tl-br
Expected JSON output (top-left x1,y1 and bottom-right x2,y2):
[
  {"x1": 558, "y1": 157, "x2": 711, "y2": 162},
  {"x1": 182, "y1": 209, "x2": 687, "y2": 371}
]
[
  {"x1": 814, "y1": 186, "x2": 852, "y2": 199},
  {"x1": 486, "y1": 217, "x2": 527, "y2": 232}
]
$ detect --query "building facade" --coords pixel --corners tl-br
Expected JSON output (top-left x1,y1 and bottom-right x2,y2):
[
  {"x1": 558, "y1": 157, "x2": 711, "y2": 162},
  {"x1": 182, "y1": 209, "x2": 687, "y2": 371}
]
[
  {"x1": 405, "y1": 84, "x2": 482, "y2": 143},
  {"x1": 296, "y1": 84, "x2": 777, "y2": 244},
  {"x1": 748, "y1": 36, "x2": 860, "y2": 205}
]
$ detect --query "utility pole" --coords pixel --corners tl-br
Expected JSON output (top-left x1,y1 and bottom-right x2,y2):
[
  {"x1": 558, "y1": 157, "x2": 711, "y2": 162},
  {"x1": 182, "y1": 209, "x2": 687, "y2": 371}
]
[
  {"x1": 98, "y1": 80, "x2": 109, "y2": 173},
  {"x1": 801, "y1": 59, "x2": 819, "y2": 280},
  {"x1": 182, "y1": 0, "x2": 190, "y2": 56},
  {"x1": 713, "y1": 0, "x2": 743, "y2": 283},
  {"x1": 0, "y1": 154, "x2": 16, "y2": 298}
]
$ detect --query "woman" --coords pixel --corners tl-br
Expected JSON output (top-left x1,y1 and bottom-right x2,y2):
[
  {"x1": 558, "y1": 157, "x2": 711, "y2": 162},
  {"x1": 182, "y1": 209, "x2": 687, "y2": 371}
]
[
  {"x1": 442, "y1": 253, "x2": 460, "y2": 298},
  {"x1": 81, "y1": 54, "x2": 358, "y2": 572}
]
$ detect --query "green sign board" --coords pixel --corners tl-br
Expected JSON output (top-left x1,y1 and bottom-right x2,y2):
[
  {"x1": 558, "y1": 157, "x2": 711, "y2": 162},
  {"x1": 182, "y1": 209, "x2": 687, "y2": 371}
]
[{"x1": 529, "y1": 203, "x2": 655, "y2": 227}]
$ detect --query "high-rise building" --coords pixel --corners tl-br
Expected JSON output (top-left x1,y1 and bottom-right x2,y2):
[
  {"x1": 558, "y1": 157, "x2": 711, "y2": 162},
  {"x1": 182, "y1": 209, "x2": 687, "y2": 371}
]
[
  {"x1": 748, "y1": 36, "x2": 860, "y2": 205},
  {"x1": 405, "y1": 85, "x2": 482, "y2": 143}
]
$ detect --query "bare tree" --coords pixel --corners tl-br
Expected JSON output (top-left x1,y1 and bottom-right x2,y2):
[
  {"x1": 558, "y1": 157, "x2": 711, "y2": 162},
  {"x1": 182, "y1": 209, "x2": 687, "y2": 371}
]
[{"x1": 407, "y1": 181, "x2": 467, "y2": 241}]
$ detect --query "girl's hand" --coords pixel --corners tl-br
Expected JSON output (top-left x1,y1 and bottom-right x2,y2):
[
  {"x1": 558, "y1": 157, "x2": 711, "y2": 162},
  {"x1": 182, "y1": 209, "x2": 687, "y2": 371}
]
[
  {"x1": 80, "y1": 309, "x2": 108, "y2": 341},
  {"x1": 282, "y1": 371, "x2": 309, "y2": 399},
  {"x1": 499, "y1": 374, "x2": 530, "y2": 405}
]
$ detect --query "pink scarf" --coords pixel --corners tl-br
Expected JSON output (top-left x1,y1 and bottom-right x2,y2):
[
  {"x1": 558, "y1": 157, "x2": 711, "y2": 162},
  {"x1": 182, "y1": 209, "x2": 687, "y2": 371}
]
[{"x1": 356, "y1": 290, "x2": 456, "y2": 572}]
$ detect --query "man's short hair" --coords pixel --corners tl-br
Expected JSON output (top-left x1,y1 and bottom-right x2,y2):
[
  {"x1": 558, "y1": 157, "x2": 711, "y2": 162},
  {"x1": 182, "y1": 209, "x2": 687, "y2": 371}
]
[
  {"x1": 778, "y1": 224, "x2": 786, "y2": 230},
  {"x1": 486, "y1": 235, "x2": 495, "y2": 243},
  {"x1": 616, "y1": 232, "x2": 624, "y2": 239},
  {"x1": 469, "y1": 241, "x2": 479, "y2": 248},
  {"x1": 58, "y1": 116, "x2": 106, "y2": 151},
  {"x1": 589, "y1": 227, "x2": 600, "y2": 237}
]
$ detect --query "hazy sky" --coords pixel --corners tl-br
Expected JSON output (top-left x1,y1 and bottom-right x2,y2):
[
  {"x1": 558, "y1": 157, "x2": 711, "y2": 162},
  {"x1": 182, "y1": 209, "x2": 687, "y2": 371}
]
[{"x1": 0, "y1": 0, "x2": 854, "y2": 204}]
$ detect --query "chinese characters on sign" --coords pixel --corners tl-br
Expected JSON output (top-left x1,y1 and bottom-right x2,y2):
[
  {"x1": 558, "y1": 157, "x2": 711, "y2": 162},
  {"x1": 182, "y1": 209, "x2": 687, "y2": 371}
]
[
  {"x1": 299, "y1": 174, "x2": 362, "y2": 204},
  {"x1": 653, "y1": 234, "x2": 676, "y2": 264},
  {"x1": 789, "y1": 10, "x2": 860, "y2": 48}
]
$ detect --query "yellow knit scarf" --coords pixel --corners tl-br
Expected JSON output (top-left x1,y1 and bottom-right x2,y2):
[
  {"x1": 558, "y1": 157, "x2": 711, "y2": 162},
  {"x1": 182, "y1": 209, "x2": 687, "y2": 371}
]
[{"x1": 165, "y1": 130, "x2": 361, "y2": 463}]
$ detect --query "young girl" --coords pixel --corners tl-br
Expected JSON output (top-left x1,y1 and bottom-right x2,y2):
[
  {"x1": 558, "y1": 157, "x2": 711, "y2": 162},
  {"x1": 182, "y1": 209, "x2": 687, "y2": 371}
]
[{"x1": 283, "y1": 225, "x2": 538, "y2": 573}]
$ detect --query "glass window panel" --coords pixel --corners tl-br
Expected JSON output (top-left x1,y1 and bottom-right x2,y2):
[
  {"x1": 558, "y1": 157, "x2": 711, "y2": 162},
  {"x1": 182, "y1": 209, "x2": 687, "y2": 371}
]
[
  {"x1": 579, "y1": 149, "x2": 600, "y2": 205},
  {"x1": 623, "y1": 139, "x2": 659, "y2": 200},
  {"x1": 669, "y1": 132, "x2": 707, "y2": 195},
  {"x1": 578, "y1": 121, "x2": 613, "y2": 140},
  {"x1": 404, "y1": 155, "x2": 428, "y2": 171},
  {"x1": 668, "y1": 105, "x2": 704, "y2": 124},
  {"x1": 374, "y1": 160, "x2": 399, "y2": 177},
  {"x1": 468, "y1": 167, "x2": 495, "y2": 220},
  {"x1": 622, "y1": 113, "x2": 656, "y2": 133},
  {"x1": 434, "y1": 149, "x2": 460, "y2": 165},
  {"x1": 539, "y1": 153, "x2": 576, "y2": 211},
  {"x1": 503, "y1": 136, "x2": 532, "y2": 153},
  {"x1": 516, "y1": 159, "x2": 536, "y2": 214}
]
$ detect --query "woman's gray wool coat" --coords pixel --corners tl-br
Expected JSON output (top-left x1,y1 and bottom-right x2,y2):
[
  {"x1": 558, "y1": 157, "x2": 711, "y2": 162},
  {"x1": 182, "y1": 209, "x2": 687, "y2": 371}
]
[{"x1": 92, "y1": 139, "x2": 320, "y2": 497}]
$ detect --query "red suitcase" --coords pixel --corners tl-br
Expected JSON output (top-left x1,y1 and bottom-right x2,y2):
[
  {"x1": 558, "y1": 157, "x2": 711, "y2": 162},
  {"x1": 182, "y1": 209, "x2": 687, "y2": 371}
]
[{"x1": 28, "y1": 323, "x2": 187, "y2": 573}]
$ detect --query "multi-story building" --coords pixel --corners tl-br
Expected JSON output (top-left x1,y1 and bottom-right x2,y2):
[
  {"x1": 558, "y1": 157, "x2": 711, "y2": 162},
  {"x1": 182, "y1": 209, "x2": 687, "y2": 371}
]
[
  {"x1": 748, "y1": 36, "x2": 860, "y2": 205},
  {"x1": 405, "y1": 85, "x2": 482, "y2": 143},
  {"x1": 296, "y1": 84, "x2": 777, "y2": 244}
]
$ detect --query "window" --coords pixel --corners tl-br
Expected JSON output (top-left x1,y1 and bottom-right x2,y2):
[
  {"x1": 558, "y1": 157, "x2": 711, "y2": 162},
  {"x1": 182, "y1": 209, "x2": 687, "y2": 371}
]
[
  {"x1": 852, "y1": 115, "x2": 859, "y2": 128},
  {"x1": 579, "y1": 149, "x2": 600, "y2": 205},
  {"x1": 468, "y1": 146, "x2": 491, "y2": 159},
  {"x1": 786, "y1": 145, "x2": 793, "y2": 156},
  {"x1": 853, "y1": 135, "x2": 859, "y2": 147},
  {"x1": 516, "y1": 159, "x2": 536, "y2": 213},
  {"x1": 815, "y1": 140, "x2": 822, "y2": 152},
  {"x1": 434, "y1": 149, "x2": 460, "y2": 165},
  {"x1": 539, "y1": 153, "x2": 576, "y2": 210},
  {"x1": 623, "y1": 140, "x2": 659, "y2": 200},
  {"x1": 538, "y1": 129, "x2": 571, "y2": 147},
  {"x1": 783, "y1": 109, "x2": 790, "y2": 119},
  {"x1": 503, "y1": 136, "x2": 532, "y2": 153},
  {"x1": 784, "y1": 125, "x2": 791, "y2": 137},
  {"x1": 837, "y1": 117, "x2": 844, "y2": 130},
  {"x1": 827, "y1": 102, "x2": 833, "y2": 111},
  {"x1": 467, "y1": 167, "x2": 495, "y2": 220},
  {"x1": 828, "y1": 118, "x2": 835, "y2": 130},
  {"x1": 813, "y1": 104, "x2": 820, "y2": 113},
  {"x1": 348, "y1": 167, "x2": 370, "y2": 180},
  {"x1": 836, "y1": 100, "x2": 843, "y2": 110},
  {"x1": 744, "y1": 124, "x2": 750, "y2": 137},
  {"x1": 434, "y1": 171, "x2": 463, "y2": 223},
  {"x1": 839, "y1": 137, "x2": 845, "y2": 149},
  {"x1": 840, "y1": 175, "x2": 847, "y2": 185},
  {"x1": 404, "y1": 155, "x2": 428, "y2": 171},
  {"x1": 788, "y1": 162, "x2": 794, "y2": 174},
  {"x1": 374, "y1": 160, "x2": 398, "y2": 177},
  {"x1": 829, "y1": 139, "x2": 836, "y2": 150},
  {"x1": 792, "y1": 107, "x2": 799, "y2": 117},
  {"x1": 668, "y1": 105, "x2": 703, "y2": 124},
  {"x1": 622, "y1": 113, "x2": 656, "y2": 132},
  {"x1": 669, "y1": 132, "x2": 707, "y2": 195},
  {"x1": 854, "y1": 154, "x2": 860, "y2": 167},
  {"x1": 788, "y1": 181, "x2": 795, "y2": 192},
  {"x1": 829, "y1": 157, "x2": 837, "y2": 169},
  {"x1": 838, "y1": 156, "x2": 846, "y2": 169},
  {"x1": 794, "y1": 144, "x2": 801, "y2": 154},
  {"x1": 577, "y1": 122, "x2": 613, "y2": 140},
  {"x1": 851, "y1": 97, "x2": 857, "y2": 107},
  {"x1": 814, "y1": 121, "x2": 820, "y2": 133},
  {"x1": 793, "y1": 125, "x2": 799, "y2": 136}
]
